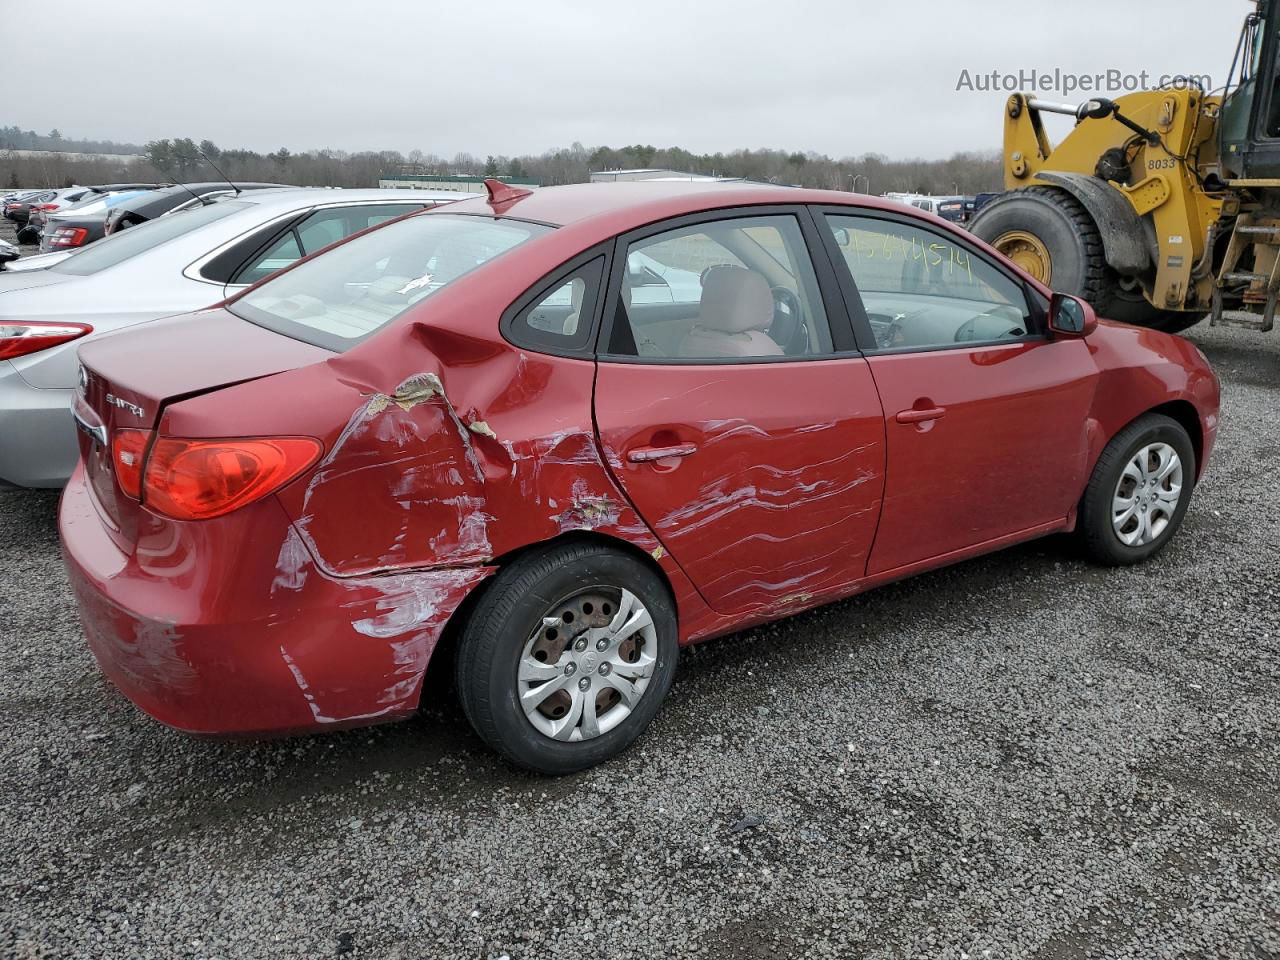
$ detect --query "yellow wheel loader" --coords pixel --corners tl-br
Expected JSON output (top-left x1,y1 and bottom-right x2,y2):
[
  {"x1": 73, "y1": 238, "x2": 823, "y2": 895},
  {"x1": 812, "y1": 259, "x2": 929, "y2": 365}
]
[{"x1": 970, "y1": 0, "x2": 1280, "y2": 333}]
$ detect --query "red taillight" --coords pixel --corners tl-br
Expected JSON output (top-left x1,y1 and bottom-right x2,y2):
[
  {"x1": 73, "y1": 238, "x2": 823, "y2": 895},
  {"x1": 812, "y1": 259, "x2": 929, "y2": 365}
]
[
  {"x1": 0, "y1": 322, "x2": 93, "y2": 360},
  {"x1": 143, "y1": 437, "x2": 322, "y2": 520},
  {"x1": 48, "y1": 226, "x2": 89, "y2": 248},
  {"x1": 33, "y1": 203, "x2": 58, "y2": 211},
  {"x1": 112, "y1": 429, "x2": 152, "y2": 500}
]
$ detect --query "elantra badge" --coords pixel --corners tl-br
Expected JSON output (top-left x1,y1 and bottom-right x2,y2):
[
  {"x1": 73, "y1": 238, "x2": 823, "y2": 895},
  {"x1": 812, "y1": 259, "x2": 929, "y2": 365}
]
[{"x1": 105, "y1": 393, "x2": 145, "y2": 418}]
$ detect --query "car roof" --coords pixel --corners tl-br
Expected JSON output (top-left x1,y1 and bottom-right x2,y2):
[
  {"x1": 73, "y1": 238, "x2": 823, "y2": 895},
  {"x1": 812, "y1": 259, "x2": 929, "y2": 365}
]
[
  {"x1": 435, "y1": 181, "x2": 908, "y2": 233},
  {"x1": 233, "y1": 187, "x2": 466, "y2": 212},
  {"x1": 119, "y1": 183, "x2": 285, "y2": 215},
  {"x1": 144, "y1": 182, "x2": 287, "y2": 198}
]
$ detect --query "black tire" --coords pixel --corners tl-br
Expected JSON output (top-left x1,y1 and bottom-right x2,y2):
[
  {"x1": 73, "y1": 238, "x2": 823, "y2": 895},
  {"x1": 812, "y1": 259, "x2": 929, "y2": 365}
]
[
  {"x1": 1077, "y1": 413, "x2": 1196, "y2": 566},
  {"x1": 454, "y1": 541, "x2": 678, "y2": 775},
  {"x1": 970, "y1": 187, "x2": 1186, "y2": 330}
]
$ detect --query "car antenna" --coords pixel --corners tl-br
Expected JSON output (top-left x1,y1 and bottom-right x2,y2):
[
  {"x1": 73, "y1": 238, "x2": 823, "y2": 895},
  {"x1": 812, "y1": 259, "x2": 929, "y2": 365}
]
[
  {"x1": 199, "y1": 150, "x2": 241, "y2": 197},
  {"x1": 162, "y1": 175, "x2": 209, "y2": 207}
]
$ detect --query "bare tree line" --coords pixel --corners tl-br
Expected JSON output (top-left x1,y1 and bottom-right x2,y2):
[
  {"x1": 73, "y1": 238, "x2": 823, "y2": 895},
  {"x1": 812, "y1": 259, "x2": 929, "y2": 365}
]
[{"x1": 1, "y1": 135, "x2": 1003, "y2": 197}]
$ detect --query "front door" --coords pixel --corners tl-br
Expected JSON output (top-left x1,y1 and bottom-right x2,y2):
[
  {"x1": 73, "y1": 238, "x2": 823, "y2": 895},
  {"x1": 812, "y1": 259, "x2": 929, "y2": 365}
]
[
  {"x1": 593, "y1": 210, "x2": 885, "y2": 616},
  {"x1": 818, "y1": 210, "x2": 1097, "y2": 574}
]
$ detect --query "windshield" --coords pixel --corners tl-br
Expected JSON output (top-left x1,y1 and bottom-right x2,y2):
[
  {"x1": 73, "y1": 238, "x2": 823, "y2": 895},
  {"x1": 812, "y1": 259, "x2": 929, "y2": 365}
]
[
  {"x1": 50, "y1": 200, "x2": 251, "y2": 276},
  {"x1": 230, "y1": 213, "x2": 553, "y2": 351}
]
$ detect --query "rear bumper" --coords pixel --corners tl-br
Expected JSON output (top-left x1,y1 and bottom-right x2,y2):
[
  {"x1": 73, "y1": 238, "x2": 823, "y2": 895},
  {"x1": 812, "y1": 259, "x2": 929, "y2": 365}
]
[
  {"x1": 60, "y1": 466, "x2": 493, "y2": 736},
  {"x1": 0, "y1": 362, "x2": 77, "y2": 487}
]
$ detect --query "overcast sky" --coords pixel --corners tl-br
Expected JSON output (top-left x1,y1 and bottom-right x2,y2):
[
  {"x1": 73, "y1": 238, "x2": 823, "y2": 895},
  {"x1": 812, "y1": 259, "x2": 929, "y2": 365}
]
[{"x1": 7, "y1": 0, "x2": 1244, "y2": 160}]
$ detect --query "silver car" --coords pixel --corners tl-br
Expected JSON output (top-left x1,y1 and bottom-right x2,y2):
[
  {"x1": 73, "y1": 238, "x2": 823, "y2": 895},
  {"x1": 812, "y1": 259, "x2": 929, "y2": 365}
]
[{"x1": 0, "y1": 188, "x2": 460, "y2": 487}]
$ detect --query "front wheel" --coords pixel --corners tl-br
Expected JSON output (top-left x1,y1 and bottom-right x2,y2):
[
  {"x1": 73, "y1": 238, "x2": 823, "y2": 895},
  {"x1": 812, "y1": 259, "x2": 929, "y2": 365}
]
[
  {"x1": 455, "y1": 541, "x2": 678, "y2": 774},
  {"x1": 1077, "y1": 413, "x2": 1197, "y2": 565}
]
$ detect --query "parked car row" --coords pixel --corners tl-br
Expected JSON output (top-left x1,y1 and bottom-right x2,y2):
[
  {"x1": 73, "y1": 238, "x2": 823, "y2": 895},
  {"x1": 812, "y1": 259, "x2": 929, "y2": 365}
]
[
  {"x1": 7, "y1": 178, "x2": 1217, "y2": 774},
  {"x1": 3, "y1": 181, "x2": 289, "y2": 253},
  {"x1": 882, "y1": 192, "x2": 1003, "y2": 225}
]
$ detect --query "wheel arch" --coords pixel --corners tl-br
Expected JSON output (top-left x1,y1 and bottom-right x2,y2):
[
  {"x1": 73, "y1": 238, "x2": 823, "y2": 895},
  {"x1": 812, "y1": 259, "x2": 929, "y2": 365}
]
[
  {"x1": 1083, "y1": 397, "x2": 1206, "y2": 507},
  {"x1": 1032, "y1": 172, "x2": 1155, "y2": 277},
  {"x1": 1146, "y1": 398, "x2": 1205, "y2": 480},
  {"x1": 419, "y1": 530, "x2": 678, "y2": 698}
]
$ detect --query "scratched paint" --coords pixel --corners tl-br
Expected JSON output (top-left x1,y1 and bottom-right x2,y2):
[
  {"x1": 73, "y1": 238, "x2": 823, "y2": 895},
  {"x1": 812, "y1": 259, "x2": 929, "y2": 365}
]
[
  {"x1": 593, "y1": 359, "x2": 889, "y2": 617},
  {"x1": 271, "y1": 526, "x2": 310, "y2": 595}
]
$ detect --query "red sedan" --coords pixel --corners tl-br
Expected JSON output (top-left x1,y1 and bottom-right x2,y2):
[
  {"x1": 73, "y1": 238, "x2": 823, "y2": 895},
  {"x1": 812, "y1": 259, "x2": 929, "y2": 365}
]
[{"x1": 60, "y1": 181, "x2": 1220, "y2": 773}]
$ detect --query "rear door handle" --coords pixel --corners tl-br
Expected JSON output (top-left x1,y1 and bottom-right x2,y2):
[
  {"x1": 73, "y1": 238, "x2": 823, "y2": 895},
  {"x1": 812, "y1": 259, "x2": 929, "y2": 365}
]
[
  {"x1": 627, "y1": 443, "x2": 698, "y2": 463},
  {"x1": 895, "y1": 406, "x2": 947, "y2": 424}
]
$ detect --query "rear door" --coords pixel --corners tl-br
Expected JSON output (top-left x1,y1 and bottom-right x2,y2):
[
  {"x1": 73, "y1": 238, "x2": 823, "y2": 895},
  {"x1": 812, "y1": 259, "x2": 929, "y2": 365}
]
[
  {"x1": 816, "y1": 209, "x2": 1097, "y2": 574},
  {"x1": 593, "y1": 208, "x2": 886, "y2": 616}
]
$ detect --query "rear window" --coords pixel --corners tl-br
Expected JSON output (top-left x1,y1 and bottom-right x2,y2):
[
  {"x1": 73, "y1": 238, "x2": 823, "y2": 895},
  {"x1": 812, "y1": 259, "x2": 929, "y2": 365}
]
[
  {"x1": 50, "y1": 200, "x2": 251, "y2": 276},
  {"x1": 229, "y1": 213, "x2": 553, "y2": 351}
]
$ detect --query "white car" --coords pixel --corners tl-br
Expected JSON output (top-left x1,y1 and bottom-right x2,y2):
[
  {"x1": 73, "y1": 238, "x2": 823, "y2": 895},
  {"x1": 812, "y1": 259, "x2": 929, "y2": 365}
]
[{"x1": 0, "y1": 188, "x2": 461, "y2": 487}]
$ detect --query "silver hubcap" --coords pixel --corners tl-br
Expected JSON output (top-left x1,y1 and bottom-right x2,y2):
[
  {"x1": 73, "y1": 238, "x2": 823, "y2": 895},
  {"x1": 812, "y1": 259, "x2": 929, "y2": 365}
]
[
  {"x1": 1112, "y1": 442, "x2": 1183, "y2": 547},
  {"x1": 518, "y1": 588, "x2": 657, "y2": 742}
]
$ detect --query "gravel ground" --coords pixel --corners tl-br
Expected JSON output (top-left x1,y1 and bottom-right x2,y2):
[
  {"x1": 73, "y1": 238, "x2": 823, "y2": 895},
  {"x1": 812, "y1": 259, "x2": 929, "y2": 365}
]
[{"x1": 2, "y1": 322, "x2": 1278, "y2": 960}]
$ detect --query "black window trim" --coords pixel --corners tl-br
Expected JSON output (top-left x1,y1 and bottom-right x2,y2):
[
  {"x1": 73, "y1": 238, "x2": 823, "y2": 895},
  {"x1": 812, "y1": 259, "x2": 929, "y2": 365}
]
[
  {"x1": 812, "y1": 204, "x2": 1051, "y2": 356},
  {"x1": 595, "y1": 203, "x2": 863, "y2": 366},
  {"x1": 198, "y1": 211, "x2": 310, "y2": 286},
  {"x1": 498, "y1": 243, "x2": 614, "y2": 359}
]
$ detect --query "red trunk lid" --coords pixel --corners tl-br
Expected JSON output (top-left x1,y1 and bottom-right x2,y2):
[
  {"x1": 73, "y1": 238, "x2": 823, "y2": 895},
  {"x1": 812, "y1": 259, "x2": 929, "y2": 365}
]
[{"x1": 73, "y1": 309, "x2": 332, "y2": 546}]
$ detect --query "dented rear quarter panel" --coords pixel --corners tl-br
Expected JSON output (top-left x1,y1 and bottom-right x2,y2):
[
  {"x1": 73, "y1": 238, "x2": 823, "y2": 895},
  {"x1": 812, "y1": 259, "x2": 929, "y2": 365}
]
[{"x1": 60, "y1": 464, "x2": 492, "y2": 733}]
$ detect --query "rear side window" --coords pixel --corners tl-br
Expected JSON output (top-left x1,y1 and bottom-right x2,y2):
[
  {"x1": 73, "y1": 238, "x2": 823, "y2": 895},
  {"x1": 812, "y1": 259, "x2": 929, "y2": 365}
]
[
  {"x1": 504, "y1": 257, "x2": 606, "y2": 354},
  {"x1": 230, "y1": 203, "x2": 426, "y2": 286},
  {"x1": 230, "y1": 213, "x2": 553, "y2": 351},
  {"x1": 605, "y1": 214, "x2": 833, "y2": 360},
  {"x1": 51, "y1": 200, "x2": 251, "y2": 276}
]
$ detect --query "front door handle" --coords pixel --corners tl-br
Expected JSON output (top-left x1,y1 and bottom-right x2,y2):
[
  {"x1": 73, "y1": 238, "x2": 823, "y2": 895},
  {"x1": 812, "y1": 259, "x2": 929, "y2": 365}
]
[
  {"x1": 627, "y1": 443, "x2": 698, "y2": 463},
  {"x1": 895, "y1": 406, "x2": 947, "y2": 424}
]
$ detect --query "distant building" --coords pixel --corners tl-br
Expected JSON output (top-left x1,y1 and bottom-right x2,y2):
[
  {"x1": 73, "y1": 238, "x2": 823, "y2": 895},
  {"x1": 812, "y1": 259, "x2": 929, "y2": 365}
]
[
  {"x1": 590, "y1": 168, "x2": 734, "y2": 183},
  {"x1": 378, "y1": 173, "x2": 540, "y2": 193}
]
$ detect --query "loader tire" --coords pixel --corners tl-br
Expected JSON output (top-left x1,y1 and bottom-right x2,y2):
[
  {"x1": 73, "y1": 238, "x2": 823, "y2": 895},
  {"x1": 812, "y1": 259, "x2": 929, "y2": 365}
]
[{"x1": 971, "y1": 186, "x2": 1188, "y2": 331}]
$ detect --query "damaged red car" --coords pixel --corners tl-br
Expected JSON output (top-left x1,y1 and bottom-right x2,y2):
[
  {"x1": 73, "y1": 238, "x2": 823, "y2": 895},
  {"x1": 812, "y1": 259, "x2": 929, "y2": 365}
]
[{"x1": 60, "y1": 181, "x2": 1220, "y2": 773}]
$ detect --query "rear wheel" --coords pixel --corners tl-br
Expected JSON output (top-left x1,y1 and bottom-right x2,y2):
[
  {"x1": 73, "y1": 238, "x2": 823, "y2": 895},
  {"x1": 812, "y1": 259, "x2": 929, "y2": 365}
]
[
  {"x1": 1077, "y1": 413, "x2": 1196, "y2": 565},
  {"x1": 971, "y1": 187, "x2": 1193, "y2": 331},
  {"x1": 455, "y1": 541, "x2": 678, "y2": 774}
]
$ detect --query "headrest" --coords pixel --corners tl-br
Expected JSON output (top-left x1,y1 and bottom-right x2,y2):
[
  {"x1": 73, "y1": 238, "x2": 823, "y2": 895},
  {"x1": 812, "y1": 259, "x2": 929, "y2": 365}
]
[{"x1": 699, "y1": 265, "x2": 773, "y2": 333}]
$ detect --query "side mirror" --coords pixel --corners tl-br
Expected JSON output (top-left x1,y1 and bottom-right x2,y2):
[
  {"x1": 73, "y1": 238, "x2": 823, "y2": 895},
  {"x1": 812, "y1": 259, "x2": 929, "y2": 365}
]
[
  {"x1": 1048, "y1": 293, "x2": 1097, "y2": 338},
  {"x1": 832, "y1": 227, "x2": 851, "y2": 247}
]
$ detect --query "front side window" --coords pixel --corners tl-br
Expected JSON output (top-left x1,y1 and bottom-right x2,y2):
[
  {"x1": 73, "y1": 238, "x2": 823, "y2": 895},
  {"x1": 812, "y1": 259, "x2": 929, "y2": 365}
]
[
  {"x1": 825, "y1": 214, "x2": 1034, "y2": 351},
  {"x1": 606, "y1": 214, "x2": 832, "y2": 360},
  {"x1": 230, "y1": 213, "x2": 553, "y2": 350}
]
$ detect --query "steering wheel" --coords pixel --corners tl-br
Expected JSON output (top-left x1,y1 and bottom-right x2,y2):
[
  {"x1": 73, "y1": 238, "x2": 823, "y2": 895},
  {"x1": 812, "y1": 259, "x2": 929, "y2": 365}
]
[
  {"x1": 769, "y1": 286, "x2": 806, "y2": 354},
  {"x1": 954, "y1": 307, "x2": 1027, "y2": 343}
]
